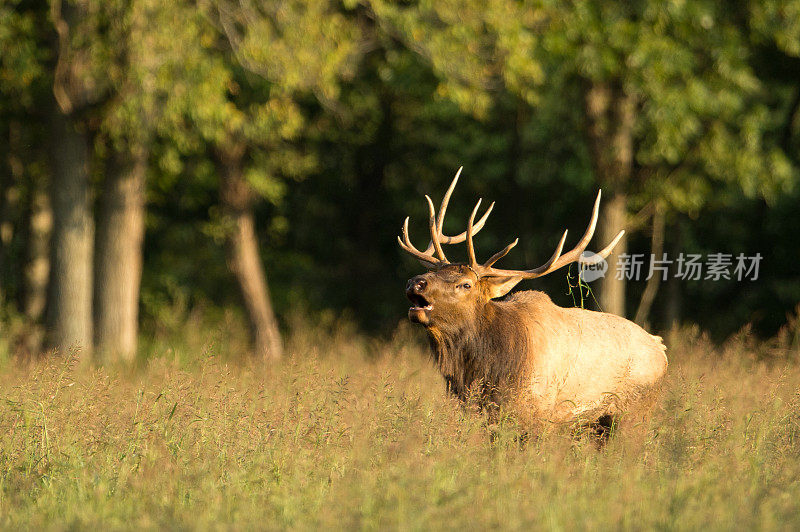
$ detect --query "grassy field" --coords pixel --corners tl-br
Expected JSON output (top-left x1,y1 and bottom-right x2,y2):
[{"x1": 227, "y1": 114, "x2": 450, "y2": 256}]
[{"x1": 2, "y1": 320, "x2": 800, "y2": 530}]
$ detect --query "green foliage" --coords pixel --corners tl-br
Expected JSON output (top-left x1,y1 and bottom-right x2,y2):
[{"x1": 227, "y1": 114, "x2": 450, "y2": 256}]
[
  {"x1": 0, "y1": 0, "x2": 799, "y2": 341},
  {"x1": 0, "y1": 1, "x2": 42, "y2": 107},
  {"x1": 369, "y1": 0, "x2": 546, "y2": 116},
  {"x1": 751, "y1": 0, "x2": 800, "y2": 57},
  {"x1": 371, "y1": 0, "x2": 798, "y2": 213},
  {"x1": 186, "y1": 0, "x2": 361, "y2": 177}
]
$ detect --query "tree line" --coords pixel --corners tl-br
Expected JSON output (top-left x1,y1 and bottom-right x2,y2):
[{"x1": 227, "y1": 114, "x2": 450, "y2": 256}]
[{"x1": 1, "y1": 0, "x2": 798, "y2": 362}]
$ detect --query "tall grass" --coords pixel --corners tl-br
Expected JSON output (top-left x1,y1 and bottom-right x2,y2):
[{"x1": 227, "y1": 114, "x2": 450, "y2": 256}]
[{"x1": 2, "y1": 320, "x2": 800, "y2": 530}]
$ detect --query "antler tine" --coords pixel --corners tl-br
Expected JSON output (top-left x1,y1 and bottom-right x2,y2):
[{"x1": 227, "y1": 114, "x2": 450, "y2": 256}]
[
  {"x1": 421, "y1": 204, "x2": 495, "y2": 255},
  {"x1": 466, "y1": 199, "x2": 482, "y2": 268},
  {"x1": 436, "y1": 166, "x2": 462, "y2": 235},
  {"x1": 482, "y1": 229, "x2": 568, "y2": 278},
  {"x1": 420, "y1": 166, "x2": 496, "y2": 255},
  {"x1": 581, "y1": 229, "x2": 625, "y2": 264},
  {"x1": 425, "y1": 195, "x2": 447, "y2": 261},
  {"x1": 530, "y1": 230, "x2": 569, "y2": 275},
  {"x1": 483, "y1": 238, "x2": 519, "y2": 268},
  {"x1": 597, "y1": 229, "x2": 625, "y2": 257},
  {"x1": 401, "y1": 216, "x2": 414, "y2": 249},
  {"x1": 397, "y1": 236, "x2": 439, "y2": 268},
  {"x1": 398, "y1": 217, "x2": 440, "y2": 268},
  {"x1": 434, "y1": 201, "x2": 494, "y2": 246},
  {"x1": 541, "y1": 189, "x2": 602, "y2": 272}
]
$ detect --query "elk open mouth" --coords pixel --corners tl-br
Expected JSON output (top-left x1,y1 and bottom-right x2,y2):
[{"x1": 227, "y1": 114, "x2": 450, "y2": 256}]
[
  {"x1": 407, "y1": 293, "x2": 433, "y2": 324},
  {"x1": 407, "y1": 293, "x2": 433, "y2": 311}
]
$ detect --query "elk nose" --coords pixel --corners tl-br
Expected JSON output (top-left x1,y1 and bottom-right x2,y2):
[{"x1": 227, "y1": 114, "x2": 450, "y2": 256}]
[{"x1": 406, "y1": 277, "x2": 427, "y2": 294}]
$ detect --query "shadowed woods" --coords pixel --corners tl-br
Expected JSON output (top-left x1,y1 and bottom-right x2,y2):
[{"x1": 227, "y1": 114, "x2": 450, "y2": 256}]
[{"x1": 0, "y1": 0, "x2": 799, "y2": 365}]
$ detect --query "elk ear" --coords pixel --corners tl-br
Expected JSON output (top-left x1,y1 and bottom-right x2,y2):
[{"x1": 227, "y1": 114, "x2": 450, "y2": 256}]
[{"x1": 482, "y1": 276, "x2": 523, "y2": 299}]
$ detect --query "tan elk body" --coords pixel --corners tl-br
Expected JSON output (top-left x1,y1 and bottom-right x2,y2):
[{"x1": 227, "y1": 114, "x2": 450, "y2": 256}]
[{"x1": 399, "y1": 168, "x2": 667, "y2": 426}]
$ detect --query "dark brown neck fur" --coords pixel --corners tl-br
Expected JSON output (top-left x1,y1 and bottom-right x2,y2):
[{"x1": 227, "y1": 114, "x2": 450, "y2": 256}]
[{"x1": 426, "y1": 300, "x2": 531, "y2": 402}]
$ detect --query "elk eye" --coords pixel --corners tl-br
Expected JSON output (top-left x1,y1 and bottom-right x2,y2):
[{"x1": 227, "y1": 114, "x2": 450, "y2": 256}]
[{"x1": 462, "y1": 282, "x2": 471, "y2": 290}]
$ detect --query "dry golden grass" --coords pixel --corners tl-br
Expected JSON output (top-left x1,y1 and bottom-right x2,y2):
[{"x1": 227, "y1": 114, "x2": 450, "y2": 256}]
[{"x1": 2, "y1": 320, "x2": 800, "y2": 530}]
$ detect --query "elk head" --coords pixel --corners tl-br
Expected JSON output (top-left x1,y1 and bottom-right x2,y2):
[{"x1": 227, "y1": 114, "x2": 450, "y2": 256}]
[{"x1": 399, "y1": 168, "x2": 625, "y2": 331}]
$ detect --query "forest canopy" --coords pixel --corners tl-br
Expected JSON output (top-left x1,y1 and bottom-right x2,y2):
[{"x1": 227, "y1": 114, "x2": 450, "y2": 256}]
[{"x1": 1, "y1": 0, "x2": 799, "y2": 361}]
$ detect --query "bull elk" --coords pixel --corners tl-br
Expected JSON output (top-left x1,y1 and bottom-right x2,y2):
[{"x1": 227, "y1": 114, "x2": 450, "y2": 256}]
[{"x1": 399, "y1": 168, "x2": 667, "y2": 430}]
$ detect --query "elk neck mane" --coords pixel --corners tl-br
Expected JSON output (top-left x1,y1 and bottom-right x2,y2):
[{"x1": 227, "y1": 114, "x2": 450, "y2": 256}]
[{"x1": 424, "y1": 292, "x2": 538, "y2": 398}]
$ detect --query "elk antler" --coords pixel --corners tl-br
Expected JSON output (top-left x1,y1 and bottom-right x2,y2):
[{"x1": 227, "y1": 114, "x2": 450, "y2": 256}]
[
  {"x1": 397, "y1": 167, "x2": 494, "y2": 268},
  {"x1": 398, "y1": 168, "x2": 625, "y2": 278},
  {"x1": 473, "y1": 190, "x2": 625, "y2": 279}
]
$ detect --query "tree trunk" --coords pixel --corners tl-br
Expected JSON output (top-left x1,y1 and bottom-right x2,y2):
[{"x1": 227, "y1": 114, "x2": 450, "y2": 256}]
[
  {"x1": 46, "y1": 107, "x2": 94, "y2": 356},
  {"x1": 216, "y1": 144, "x2": 283, "y2": 361},
  {"x1": 584, "y1": 81, "x2": 635, "y2": 317},
  {"x1": 599, "y1": 192, "x2": 628, "y2": 316},
  {"x1": 634, "y1": 202, "x2": 665, "y2": 326},
  {"x1": 93, "y1": 146, "x2": 147, "y2": 361}
]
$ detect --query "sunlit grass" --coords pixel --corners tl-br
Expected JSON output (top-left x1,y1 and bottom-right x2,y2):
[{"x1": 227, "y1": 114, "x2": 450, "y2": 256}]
[{"x1": 2, "y1": 321, "x2": 800, "y2": 529}]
